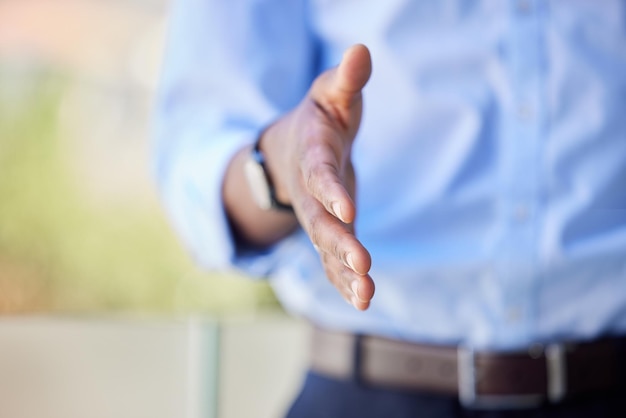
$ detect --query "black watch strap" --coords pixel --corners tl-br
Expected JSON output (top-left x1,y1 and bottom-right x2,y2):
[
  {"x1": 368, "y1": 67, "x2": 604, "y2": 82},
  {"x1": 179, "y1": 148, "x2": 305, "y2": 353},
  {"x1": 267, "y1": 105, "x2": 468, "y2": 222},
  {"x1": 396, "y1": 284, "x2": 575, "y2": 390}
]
[{"x1": 251, "y1": 140, "x2": 294, "y2": 212}]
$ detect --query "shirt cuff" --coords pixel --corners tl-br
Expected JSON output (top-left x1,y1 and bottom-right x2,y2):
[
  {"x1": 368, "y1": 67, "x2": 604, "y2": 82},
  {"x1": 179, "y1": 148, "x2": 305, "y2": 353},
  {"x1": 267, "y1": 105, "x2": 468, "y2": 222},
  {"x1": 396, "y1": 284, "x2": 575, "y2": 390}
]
[{"x1": 158, "y1": 128, "x2": 253, "y2": 272}]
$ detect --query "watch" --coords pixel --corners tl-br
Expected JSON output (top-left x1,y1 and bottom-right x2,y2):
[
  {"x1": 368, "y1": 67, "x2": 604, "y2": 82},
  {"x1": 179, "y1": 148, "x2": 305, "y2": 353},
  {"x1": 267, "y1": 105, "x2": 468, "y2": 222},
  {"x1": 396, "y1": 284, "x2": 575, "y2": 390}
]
[{"x1": 243, "y1": 140, "x2": 294, "y2": 212}]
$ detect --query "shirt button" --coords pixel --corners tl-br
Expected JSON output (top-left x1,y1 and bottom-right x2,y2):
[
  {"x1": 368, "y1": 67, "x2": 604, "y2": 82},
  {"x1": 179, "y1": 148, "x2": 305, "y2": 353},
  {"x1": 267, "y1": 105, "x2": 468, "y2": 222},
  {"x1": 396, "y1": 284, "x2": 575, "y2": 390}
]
[
  {"x1": 507, "y1": 307, "x2": 523, "y2": 322},
  {"x1": 516, "y1": 102, "x2": 534, "y2": 121},
  {"x1": 516, "y1": 0, "x2": 532, "y2": 14},
  {"x1": 514, "y1": 205, "x2": 529, "y2": 222},
  {"x1": 479, "y1": 271, "x2": 494, "y2": 288}
]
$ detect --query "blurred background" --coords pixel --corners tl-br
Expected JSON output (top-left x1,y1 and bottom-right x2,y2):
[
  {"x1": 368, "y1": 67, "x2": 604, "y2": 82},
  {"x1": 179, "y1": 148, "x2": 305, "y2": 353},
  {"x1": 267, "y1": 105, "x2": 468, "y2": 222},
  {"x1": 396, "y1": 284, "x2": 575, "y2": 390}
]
[
  {"x1": 0, "y1": 0, "x2": 278, "y2": 314},
  {"x1": 0, "y1": 1, "x2": 306, "y2": 417}
]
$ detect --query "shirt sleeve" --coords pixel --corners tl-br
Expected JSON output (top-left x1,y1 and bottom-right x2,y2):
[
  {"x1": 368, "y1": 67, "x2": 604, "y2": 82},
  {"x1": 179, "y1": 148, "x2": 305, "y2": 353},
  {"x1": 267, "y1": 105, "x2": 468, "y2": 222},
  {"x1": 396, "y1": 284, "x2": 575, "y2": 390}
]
[{"x1": 153, "y1": 0, "x2": 318, "y2": 275}]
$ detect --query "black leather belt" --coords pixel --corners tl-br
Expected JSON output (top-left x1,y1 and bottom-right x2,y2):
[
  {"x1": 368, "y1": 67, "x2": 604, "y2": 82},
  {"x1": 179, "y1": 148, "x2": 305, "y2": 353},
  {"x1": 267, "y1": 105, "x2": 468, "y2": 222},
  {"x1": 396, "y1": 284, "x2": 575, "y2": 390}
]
[{"x1": 310, "y1": 327, "x2": 626, "y2": 409}]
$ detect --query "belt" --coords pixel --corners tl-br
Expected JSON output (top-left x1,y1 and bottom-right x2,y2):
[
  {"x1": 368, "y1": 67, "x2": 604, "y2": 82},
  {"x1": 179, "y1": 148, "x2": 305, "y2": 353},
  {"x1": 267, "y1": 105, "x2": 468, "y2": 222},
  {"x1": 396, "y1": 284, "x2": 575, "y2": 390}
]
[{"x1": 310, "y1": 327, "x2": 626, "y2": 409}]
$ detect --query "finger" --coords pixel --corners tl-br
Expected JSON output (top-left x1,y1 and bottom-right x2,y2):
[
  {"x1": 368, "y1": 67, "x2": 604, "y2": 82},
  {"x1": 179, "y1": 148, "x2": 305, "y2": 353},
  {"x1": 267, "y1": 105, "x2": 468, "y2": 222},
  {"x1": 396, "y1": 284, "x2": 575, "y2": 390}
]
[
  {"x1": 296, "y1": 193, "x2": 371, "y2": 275},
  {"x1": 321, "y1": 251, "x2": 375, "y2": 310},
  {"x1": 334, "y1": 44, "x2": 373, "y2": 103},
  {"x1": 310, "y1": 44, "x2": 372, "y2": 120},
  {"x1": 299, "y1": 136, "x2": 356, "y2": 224}
]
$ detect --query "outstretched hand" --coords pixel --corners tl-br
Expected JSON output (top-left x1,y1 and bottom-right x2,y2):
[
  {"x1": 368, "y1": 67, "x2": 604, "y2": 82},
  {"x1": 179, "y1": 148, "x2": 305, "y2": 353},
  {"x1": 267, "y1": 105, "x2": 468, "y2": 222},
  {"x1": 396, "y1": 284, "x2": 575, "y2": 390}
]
[{"x1": 259, "y1": 44, "x2": 375, "y2": 310}]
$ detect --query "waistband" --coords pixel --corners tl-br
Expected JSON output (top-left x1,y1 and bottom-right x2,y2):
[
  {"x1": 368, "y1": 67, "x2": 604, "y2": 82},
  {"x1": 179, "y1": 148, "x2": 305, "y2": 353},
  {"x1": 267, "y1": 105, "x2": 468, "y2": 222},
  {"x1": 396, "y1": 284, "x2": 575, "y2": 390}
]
[{"x1": 309, "y1": 327, "x2": 626, "y2": 409}]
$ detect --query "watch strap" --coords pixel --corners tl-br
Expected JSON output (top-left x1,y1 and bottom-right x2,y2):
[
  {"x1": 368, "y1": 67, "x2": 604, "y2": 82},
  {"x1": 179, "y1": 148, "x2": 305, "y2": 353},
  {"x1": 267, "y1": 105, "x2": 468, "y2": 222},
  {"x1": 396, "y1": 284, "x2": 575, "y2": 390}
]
[{"x1": 251, "y1": 140, "x2": 294, "y2": 212}]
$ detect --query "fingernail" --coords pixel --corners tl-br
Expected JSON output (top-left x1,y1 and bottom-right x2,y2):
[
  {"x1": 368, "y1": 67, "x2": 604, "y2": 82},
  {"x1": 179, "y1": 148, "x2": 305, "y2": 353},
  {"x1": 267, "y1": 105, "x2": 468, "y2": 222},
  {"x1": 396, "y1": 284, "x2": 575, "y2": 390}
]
[
  {"x1": 350, "y1": 296, "x2": 359, "y2": 308},
  {"x1": 332, "y1": 202, "x2": 344, "y2": 222},
  {"x1": 351, "y1": 280, "x2": 360, "y2": 299},
  {"x1": 346, "y1": 253, "x2": 356, "y2": 272}
]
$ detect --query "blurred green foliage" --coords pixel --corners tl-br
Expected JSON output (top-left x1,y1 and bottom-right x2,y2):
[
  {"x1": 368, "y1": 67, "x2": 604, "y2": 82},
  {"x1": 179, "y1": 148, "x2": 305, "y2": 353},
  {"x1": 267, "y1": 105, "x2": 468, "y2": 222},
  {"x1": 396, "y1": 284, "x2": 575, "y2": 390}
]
[{"x1": 0, "y1": 67, "x2": 279, "y2": 314}]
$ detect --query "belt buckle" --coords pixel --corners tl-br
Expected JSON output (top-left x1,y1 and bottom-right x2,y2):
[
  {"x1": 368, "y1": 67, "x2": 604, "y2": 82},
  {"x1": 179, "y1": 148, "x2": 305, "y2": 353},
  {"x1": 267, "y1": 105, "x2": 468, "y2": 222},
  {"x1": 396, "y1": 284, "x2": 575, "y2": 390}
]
[{"x1": 457, "y1": 344, "x2": 567, "y2": 409}]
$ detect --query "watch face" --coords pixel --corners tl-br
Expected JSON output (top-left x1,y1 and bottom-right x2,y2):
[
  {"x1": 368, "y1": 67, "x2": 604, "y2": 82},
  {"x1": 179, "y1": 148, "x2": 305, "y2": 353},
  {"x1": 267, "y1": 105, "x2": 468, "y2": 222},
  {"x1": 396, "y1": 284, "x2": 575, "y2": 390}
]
[{"x1": 244, "y1": 154, "x2": 273, "y2": 210}]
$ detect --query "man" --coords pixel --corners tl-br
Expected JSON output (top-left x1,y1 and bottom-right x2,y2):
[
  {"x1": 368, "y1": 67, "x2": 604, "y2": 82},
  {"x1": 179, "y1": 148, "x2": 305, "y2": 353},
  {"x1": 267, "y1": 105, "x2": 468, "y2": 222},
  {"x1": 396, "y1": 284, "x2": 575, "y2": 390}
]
[{"x1": 154, "y1": 0, "x2": 626, "y2": 416}]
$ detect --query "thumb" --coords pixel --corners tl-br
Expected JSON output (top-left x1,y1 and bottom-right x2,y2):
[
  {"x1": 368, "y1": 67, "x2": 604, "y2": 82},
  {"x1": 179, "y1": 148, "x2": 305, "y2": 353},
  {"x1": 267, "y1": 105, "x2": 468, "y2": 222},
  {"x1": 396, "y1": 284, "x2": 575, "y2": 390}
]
[
  {"x1": 311, "y1": 44, "x2": 372, "y2": 111},
  {"x1": 333, "y1": 44, "x2": 372, "y2": 105}
]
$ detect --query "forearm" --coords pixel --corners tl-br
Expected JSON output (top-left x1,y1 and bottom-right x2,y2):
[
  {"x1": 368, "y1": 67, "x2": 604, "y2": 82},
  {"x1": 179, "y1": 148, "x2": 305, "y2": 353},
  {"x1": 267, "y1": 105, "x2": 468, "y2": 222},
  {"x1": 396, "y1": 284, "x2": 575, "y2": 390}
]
[{"x1": 222, "y1": 139, "x2": 299, "y2": 249}]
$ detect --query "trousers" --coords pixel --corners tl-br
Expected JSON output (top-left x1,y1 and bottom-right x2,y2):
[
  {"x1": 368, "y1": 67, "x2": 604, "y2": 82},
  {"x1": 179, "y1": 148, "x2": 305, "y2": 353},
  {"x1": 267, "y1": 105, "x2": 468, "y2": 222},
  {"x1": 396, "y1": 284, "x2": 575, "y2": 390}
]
[{"x1": 285, "y1": 371, "x2": 626, "y2": 418}]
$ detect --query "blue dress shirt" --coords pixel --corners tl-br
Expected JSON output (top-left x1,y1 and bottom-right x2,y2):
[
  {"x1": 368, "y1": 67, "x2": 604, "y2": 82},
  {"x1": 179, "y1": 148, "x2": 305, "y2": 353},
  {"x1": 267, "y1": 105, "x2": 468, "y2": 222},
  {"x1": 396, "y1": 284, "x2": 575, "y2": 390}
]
[{"x1": 154, "y1": 0, "x2": 626, "y2": 350}]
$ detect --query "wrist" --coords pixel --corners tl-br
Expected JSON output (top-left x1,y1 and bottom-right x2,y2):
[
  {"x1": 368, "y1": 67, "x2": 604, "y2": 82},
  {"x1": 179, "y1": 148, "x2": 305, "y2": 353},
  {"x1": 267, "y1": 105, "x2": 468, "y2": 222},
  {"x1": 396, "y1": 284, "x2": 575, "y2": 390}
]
[
  {"x1": 256, "y1": 123, "x2": 292, "y2": 207},
  {"x1": 243, "y1": 125, "x2": 293, "y2": 213}
]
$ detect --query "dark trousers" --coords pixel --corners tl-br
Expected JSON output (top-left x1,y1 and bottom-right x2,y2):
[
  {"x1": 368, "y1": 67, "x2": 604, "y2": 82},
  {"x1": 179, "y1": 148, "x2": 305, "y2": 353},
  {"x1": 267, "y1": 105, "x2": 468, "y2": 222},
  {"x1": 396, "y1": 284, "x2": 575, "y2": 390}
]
[{"x1": 286, "y1": 371, "x2": 626, "y2": 418}]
